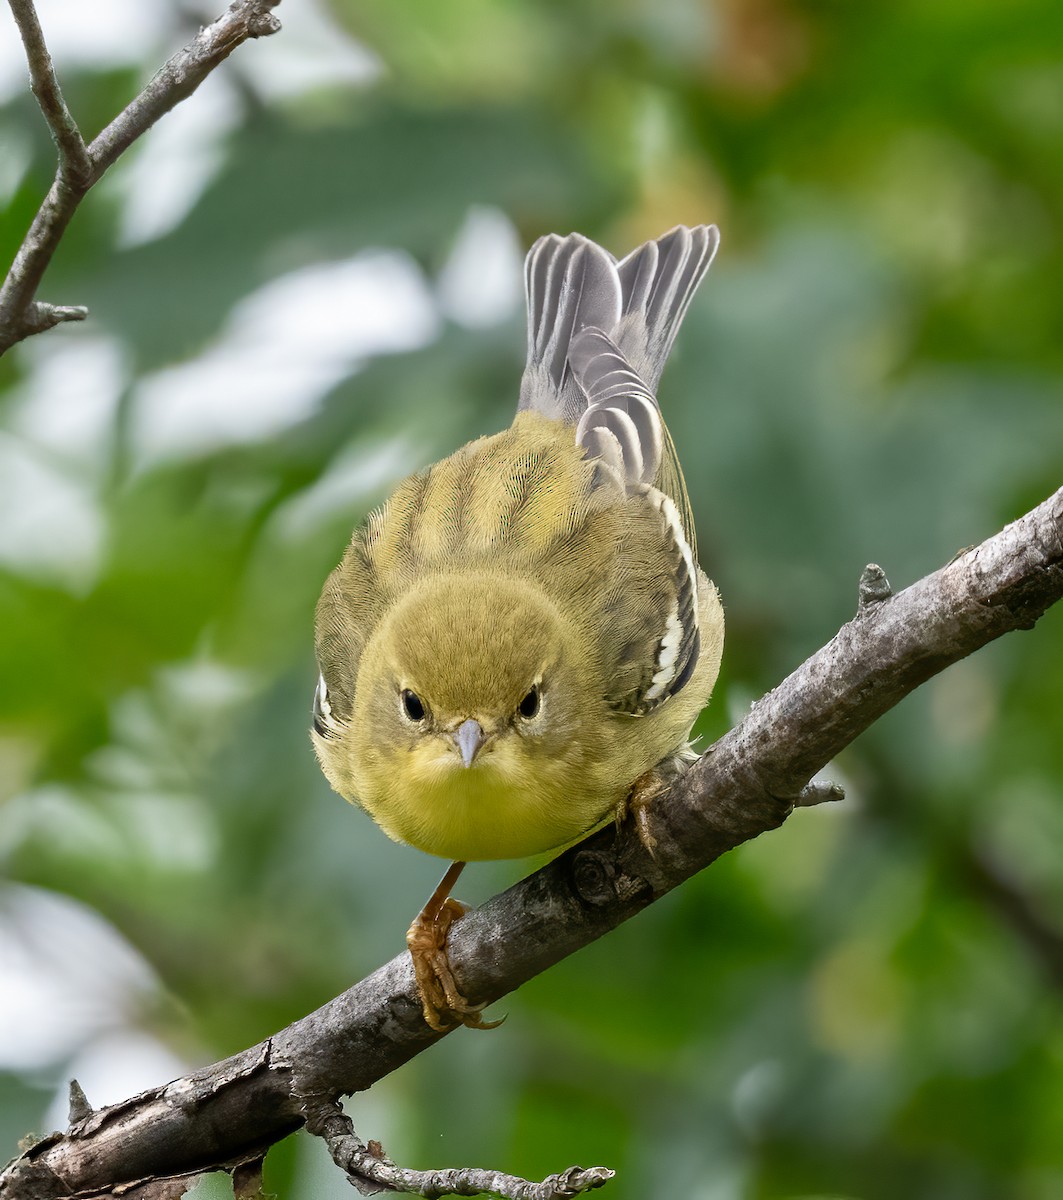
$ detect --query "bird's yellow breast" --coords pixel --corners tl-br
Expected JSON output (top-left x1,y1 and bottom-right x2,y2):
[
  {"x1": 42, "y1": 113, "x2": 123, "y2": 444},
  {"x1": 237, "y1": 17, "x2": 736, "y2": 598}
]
[{"x1": 361, "y1": 735, "x2": 618, "y2": 862}]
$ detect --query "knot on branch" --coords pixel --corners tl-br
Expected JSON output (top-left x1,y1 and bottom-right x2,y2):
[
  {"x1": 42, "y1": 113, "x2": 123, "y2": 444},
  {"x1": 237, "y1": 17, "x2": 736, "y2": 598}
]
[
  {"x1": 858, "y1": 563, "x2": 892, "y2": 609},
  {"x1": 67, "y1": 1079, "x2": 93, "y2": 1127},
  {"x1": 570, "y1": 850, "x2": 617, "y2": 907},
  {"x1": 244, "y1": 0, "x2": 282, "y2": 39},
  {"x1": 792, "y1": 780, "x2": 846, "y2": 808}
]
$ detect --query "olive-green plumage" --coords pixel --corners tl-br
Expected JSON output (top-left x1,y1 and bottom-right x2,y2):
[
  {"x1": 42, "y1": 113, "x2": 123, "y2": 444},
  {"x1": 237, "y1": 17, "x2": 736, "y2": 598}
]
[{"x1": 313, "y1": 225, "x2": 724, "y2": 862}]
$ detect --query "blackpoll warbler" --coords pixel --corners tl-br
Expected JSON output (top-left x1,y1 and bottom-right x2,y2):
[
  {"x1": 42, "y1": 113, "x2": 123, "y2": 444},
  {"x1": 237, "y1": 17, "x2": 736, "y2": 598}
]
[{"x1": 313, "y1": 225, "x2": 724, "y2": 1029}]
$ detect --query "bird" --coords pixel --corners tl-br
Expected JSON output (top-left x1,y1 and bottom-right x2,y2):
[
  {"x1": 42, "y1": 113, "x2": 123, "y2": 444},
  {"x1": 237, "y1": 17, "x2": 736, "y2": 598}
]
[{"x1": 312, "y1": 224, "x2": 725, "y2": 1031}]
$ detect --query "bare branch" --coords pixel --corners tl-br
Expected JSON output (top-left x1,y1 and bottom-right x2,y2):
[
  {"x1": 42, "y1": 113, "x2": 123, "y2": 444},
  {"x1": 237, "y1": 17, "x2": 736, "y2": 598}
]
[
  {"x1": 0, "y1": 0, "x2": 281, "y2": 357},
  {"x1": 2, "y1": 485, "x2": 1061, "y2": 1200},
  {"x1": 7, "y1": 0, "x2": 91, "y2": 184},
  {"x1": 87, "y1": 0, "x2": 281, "y2": 176},
  {"x1": 306, "y1": 1097, "x2": 614, "y2": 1200}
]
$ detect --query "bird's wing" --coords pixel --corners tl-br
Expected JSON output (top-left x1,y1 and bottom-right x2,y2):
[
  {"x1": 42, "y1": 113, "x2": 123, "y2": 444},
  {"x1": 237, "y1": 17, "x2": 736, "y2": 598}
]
[
  {"x1": 313, "y1": 524, "x2": 386, "y2": 736},
  {"x1": 598, "y1": 483, "x2": 703, "y2": 716},
  {"x1": 559, "y1": 297, "x2": 703, "y2": 715},
  {"x1": 568, "y1": 327, "x2": 663, "y2": 488}
]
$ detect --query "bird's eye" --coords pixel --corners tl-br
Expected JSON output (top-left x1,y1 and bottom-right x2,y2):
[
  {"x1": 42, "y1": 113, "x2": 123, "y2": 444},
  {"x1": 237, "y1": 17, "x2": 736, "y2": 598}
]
[
  {"x1": 517, "y1": 685, "x2": 541, "y2": 719},
  {"x1": 401, "y1": 689, "x2": 427, "y2": 722}
]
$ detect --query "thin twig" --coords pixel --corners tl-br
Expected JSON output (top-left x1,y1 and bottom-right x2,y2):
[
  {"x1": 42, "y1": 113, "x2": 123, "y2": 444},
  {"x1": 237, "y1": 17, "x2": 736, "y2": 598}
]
[
  {"x1": 86, "y1": 0, "x2": 281, "y2": 176},
  {"x1": 0, "y1": 0, "x2": 282, "y2": 356},
  {"x1": 1, "y1": 486, "x2": 1059, "y2": 1200},
  {"x1": 7, "y1": 0, "x2": 91, "y2": 185},
  {"x1": 793, "y1": 780, "x2": 845, "y2": 807},
  {"x1": 305, "y1": 1098, "x2": 614, "y2": 1200}
]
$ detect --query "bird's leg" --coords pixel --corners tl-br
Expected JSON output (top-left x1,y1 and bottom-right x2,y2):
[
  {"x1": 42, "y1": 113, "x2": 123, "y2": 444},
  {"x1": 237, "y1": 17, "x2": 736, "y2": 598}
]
[
  {"x1": 615, "y1": 767, "x2": 669, "y2": 858},
  {"x1": 406, "y1": 860, "x2": 501, "y2": 1032}
]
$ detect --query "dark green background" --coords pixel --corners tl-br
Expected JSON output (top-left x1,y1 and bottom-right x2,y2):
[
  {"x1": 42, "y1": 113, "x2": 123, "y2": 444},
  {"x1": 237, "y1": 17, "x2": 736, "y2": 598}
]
[{"x1": 1, "y1": 1, "x2": 1061, "y2": 1197}]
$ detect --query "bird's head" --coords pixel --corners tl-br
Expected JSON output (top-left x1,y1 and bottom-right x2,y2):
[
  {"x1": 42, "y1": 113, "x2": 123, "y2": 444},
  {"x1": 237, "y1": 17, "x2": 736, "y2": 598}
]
[
  {"x1": 363, "y1": 572, "x2": 580, "y2": 766},
  {"x1": 313, "y1": 572, "x2": 597, "y2": 857}
]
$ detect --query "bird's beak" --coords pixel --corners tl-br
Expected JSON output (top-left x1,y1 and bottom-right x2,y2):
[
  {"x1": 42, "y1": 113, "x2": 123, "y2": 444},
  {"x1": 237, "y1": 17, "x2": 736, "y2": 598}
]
[{"x1": 453, "y1": 718, "x2": 486, "y2": 768}]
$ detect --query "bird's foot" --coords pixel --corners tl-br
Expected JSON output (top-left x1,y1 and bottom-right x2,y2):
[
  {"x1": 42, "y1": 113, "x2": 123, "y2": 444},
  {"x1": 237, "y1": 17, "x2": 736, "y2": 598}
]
[
  {"x1": 615, "y1": 767, "x2": 668, "y2": 858},
  {"x1": 406, "y1": 885, "x2": 502, "y2": 1033}
]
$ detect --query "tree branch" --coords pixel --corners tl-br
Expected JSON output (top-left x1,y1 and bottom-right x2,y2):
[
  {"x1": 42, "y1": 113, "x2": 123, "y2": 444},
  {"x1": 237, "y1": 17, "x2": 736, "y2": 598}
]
[
  {"x1": 0, "y1": 0, "x2": 282, "y2": 357},
  {"x1": 305, "y1": 1097, "x2": 614, "y2": 1200},
  {"x1": 6, "y1": 0, "x2": 91, "y2": 185},
  {"x1": 2, "y1": 485, "x2": 1061, "y2": 1199}
]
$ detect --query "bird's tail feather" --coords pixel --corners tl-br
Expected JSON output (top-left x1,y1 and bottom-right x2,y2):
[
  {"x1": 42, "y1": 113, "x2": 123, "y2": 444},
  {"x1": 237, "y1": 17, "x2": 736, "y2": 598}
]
[
  {"x1": 519, "y1": 233, "x2": 621, "y2": 424},
  {"x1": 518, "y1": 224, "x2": 717, "y2": 423},
  {"x1": 518, "y1": 224, "x2": 717, "y2": 498},
  {"x1": 614, "y1": 224, "x2": 719, "y2": 390}
]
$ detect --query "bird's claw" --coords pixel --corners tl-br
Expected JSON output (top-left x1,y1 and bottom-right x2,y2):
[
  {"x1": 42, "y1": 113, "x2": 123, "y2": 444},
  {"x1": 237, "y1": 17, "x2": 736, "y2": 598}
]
[
  {"x1": 406, "y1": 898, "x2": 503, "y2": 1032},
  {"x1": 615, "y1": 768, "x2": 667, "y2": 857}
]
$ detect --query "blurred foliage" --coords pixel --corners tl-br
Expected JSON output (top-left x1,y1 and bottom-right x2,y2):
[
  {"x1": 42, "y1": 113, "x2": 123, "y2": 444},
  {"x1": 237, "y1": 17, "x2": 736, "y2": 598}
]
[{"x1": 1, "y1": 1, "x2": 1062, "y2": 1198}]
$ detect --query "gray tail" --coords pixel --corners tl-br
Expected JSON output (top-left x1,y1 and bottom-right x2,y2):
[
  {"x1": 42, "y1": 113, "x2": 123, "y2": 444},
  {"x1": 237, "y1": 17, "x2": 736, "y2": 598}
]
[
  {"x1": 518, "y1": 224, "x2": 718, "y2": 489},
  {"x1": 613, "y1": 224, "x2": 719, "y2": 389}
]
